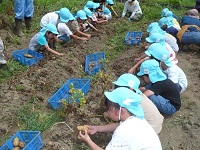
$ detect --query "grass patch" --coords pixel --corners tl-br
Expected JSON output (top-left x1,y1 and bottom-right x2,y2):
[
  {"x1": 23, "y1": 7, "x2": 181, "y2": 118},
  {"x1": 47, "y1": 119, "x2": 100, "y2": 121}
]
[
  {"x1": 15, "y1": 97, "x2": 63, "y2": 131},
  {"x1": 0, "y1": 60, "x2": 27, "y2": 83}
]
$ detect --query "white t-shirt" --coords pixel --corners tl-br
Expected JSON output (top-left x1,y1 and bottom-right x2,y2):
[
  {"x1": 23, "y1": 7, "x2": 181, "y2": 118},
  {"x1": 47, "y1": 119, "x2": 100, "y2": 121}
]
[
  {"x1": 163, "y1": 64, "x2": 188, "y2": 93},
  {"x1": 164, "y1": 33, "x2": 179, "y2": 52},
  {"x1": 57, "y1": 23, "x2": 73, "y2": 37},
  {"x1": 106, "y1": 116, "x2": 162, "y2": 150},
  {"x1": 140, "y1": 94, "x2": 164, "y2": 134},
  {"x1": 122, "y1": 0, "x2": 142, "y2": 19},
  {"x1": 40, "y1": 12, "x2": 60, "y2": 27},
  {"x1": 165, "y1": 42, "x2": 178, "y2": 64}
]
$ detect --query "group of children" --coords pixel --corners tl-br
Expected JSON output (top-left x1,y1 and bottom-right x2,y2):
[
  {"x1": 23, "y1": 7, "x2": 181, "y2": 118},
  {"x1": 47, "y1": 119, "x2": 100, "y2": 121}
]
[
  {"x1": 0, "y1": 1, "x2": 194, "y2": 149},
  {"x1": 78, "y1": 7, "x2": 189, "y2": 150}
]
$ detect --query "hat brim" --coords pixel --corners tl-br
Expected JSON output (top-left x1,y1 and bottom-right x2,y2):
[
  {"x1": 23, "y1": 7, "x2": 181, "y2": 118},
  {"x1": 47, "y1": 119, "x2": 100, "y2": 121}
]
[
  {"x1": 145, "y1": 37, "x2": 153, "y2": 43},
  {"x1": 137, "y1": 70, "x2": 144, "y2": 76},
  {"x1": 149, "y1": 70, "x2": 166, "y2": 83},
  {"x1": 113, "y1": 81, "x2": 127, "y2": 87},
  {"x1": 93, "y1": 3, "x2": 100, "y2": 9},
  {"x1": 144, "y1": 50, "x2": 151, "y2": 56},
  {"x1": 104, "y1": 91, "x2": 117, "y2": 104}
]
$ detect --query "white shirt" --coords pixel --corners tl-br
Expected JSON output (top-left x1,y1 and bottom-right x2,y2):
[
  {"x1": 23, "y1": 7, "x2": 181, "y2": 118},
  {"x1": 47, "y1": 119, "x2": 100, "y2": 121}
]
[
  {"x1": 40, "y1": 12, "x2": 60, "y2": 27},
  {"x1": 163, "y1": 64, "x2": 188, "y2": 93},
  {"x1": 164, "y1": 33, "x2": 179, "y2": 52},
  {"x1": 106, "y1": 116, "x2": 162, "y2": 150},
  {"x1": 165, "y1": 42, "x2": 178, "y2": 64},
  {"x1": 57, "y1": 23, "x2": 73, "y2": 37},
  {"x1": 140, "y1": 94, "x2": 164, "y2": 134},
  {"x1": 122, "y1": 0, "x2": 142, "y2": 19}
]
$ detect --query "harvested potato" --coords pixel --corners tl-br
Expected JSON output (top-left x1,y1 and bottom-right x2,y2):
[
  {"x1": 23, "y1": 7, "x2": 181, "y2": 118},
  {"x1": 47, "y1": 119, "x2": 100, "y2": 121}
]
[
  {"x1": 68, "y1": 89, "x2": 73, "y2": 94},
  {"x1": 12, "y1": 137, "x2": 20, "y2": 147},
  {"x1": 23, "y1": 53, "x2": 33, "y2": 58},
  {"x1": 77, "y1": 125, "x2": 88, "y2": 131},
  {"x1": 19, "y1": 141, "x2": 25, "y2": 148},
  {"x1": 89, "y1": 63, "x2": 95, "y2": 70},
  {"x1": 12, "y1": 147, "x2": 20, "y2": 150}
]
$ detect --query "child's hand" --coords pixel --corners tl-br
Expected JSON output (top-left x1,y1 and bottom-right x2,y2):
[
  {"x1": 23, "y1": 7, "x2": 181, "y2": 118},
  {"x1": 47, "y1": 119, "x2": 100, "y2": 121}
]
[
  {"x1": 87, "y1": 34, "x2": 91, "y2": 38},
  {"x1": 58, "y1": 53, "x2": 64, "y2": 56},
  {"x1": 85, "y1": 125, "x2": 98, "y2": 135},
  {"x1": 82, "y1": 37, "x2": 89, "y2": 41},
  {"x1": 128, "y1": 67, "x2": 137, "y2": 74},
  {"x1": 78, "y1": 130, "x2": 91, "y2": 143}
]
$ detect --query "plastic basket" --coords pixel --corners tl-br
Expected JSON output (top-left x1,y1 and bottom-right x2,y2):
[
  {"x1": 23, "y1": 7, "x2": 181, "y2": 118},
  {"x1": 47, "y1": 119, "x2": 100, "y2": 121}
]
[
  {"x1": 125, "y1": 31, "x2": 143, "y2": 45},
  {"x1": 0, "y1": 131, "x2": 43, "y2": 150},
  {"x1": 85, "y1": 52, "x2": 105, "y2": 75},
  {"x1": 12, "y1": 49, "x2": 44, "y2": 66},
  {"x1": 48, "y1": 78, "x2": 90, "y2": 109}
]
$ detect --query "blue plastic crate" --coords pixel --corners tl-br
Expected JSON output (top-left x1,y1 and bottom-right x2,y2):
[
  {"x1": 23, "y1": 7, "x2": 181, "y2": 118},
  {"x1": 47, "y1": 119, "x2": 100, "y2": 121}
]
[
  {"x1": 12, "y1": 49, "x2": 44, "y2": 66},
  {"x1": 85, "y1": 52, "x2": 106, "y2": 75},
  {"x1": 125, "y1": 31, "x2": 143, "y2": 45},
  {"x1": 48, "y1": 78, "x2": 90, "y2": 109},
  {"x1": 0, "y1": 131, "x2": 43, "y2": 150}
]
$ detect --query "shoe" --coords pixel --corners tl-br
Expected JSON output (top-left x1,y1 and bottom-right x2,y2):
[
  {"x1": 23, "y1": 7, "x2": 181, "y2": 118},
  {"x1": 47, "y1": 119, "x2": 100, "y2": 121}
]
[
  {"x1": 15, "y1": 18, "x2": 24, "y2": 37},
  {"x1": 24, "y1": 17, "x2": 32, "y2": 30}
]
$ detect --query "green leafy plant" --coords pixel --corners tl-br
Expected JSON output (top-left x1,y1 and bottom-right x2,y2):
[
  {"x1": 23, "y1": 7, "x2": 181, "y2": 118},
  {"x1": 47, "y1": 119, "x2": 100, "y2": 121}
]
[{"x1": 58, "y1": 83, "x2": 86, "y2": 117}]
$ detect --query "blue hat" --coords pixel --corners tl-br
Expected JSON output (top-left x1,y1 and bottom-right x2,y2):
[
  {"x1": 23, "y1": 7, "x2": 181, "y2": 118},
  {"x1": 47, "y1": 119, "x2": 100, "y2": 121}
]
[
  {"x1": 76, "y1": 10, "x2": 87, "y2": 20},
  {"x1": 161, "y1": 8, "x2": 169, "y2": 17},
  {"x1": 40, "y1": 23, "x2": 59, "y2": 35},
  {"x1": 145, "y1": 32, "x2": 165, "y2": 44},
  {"x1": 55, "y1": 8, "x2": 74, "y2": 23},
  {"x1": 147, "y1": 22, "x2": 159, "y2": 32},
  {"x1": 137, "y1": 59, "x2": 167, "y2": 83},
  {"x1": 106, "y1": 0, "x2": 114, "y2": 5},
  {"x1": 104, "y1": 7, "x2": 111, "y2": 15},
  {"x1": 145, "y1": 43, "x2": 173, "y2": 67},
  {"x1": 159, "y1": 17, "x2": 174, "y2": 28},
  {"x1": 150, "y1": 28, "x2": 166, "y2": 35},
  {"x1": 104, "y1": 87, "x2": 144, "y2": 119},
  {"x1": 113, "y1": 73, "x2": 142, "y2": 94},
  {"x1": 84, "y1": 7, "x2": 93, "y2": 18},
  {"x1": 85, "y1": 1, "x2": 100, "y2": 9}
]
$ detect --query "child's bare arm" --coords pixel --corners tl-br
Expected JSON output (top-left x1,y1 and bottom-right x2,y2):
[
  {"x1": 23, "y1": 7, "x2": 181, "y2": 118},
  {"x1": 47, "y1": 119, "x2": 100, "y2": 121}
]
[
  {"x1": 128, "y1": 58, "x2": 146, "y2": 74},
  {"x1": 86, "y1": 21, "x2": 98, "y2": 31},
  {"x1": 44, "y1": 45, "x2": 64, "y2": 56},
  {"x1": 76, "y1": 30, "x2": 91, "y2": 38},
  {"x1": 70, "y1": 34, "x2": 88, "y2": 41}
]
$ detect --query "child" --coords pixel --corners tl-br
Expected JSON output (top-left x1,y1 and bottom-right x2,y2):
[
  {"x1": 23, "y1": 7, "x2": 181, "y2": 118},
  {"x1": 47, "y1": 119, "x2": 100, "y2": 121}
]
[
  {"x1": 129, "y1": 33, "x2": 178, "y2": 74},
  {"x1": 14, "y1": 0, "x2": 34, "y2": 36},
  {"x1": 68, "y1": 10, "x2": 91, "y2": 38},
  {"x1": 147, "y1": 22, "x2": 179, "y2": 52},
  {"x1": 29, "y1": 24, "x2": 64, "y2": 56},
  {"x1": 40, "y1": 7, "x2": 72, "y2": 28},
  {"x1": 0, "y1": 36, "x2": 6, "y2": 68},
  {"x1": 57, "y1": 15, "x2": 89, "y2": 43},
  {"x1": 121, "y1": 0, "x2": 142, "y2": 21},
  {"x1": 106, "y1": 0, "x2": 119, "y2": 16},
  {"x1": 83, "y1": 7, "x2": 99, "y2": 32},
  {"x1": 78, "y1": 87, "x2": 162, "y2": 149},
  {"x1": 145, "y1": 43, "x2": 188, "y2": 93},
  {"x1": 113, "y1": 73, "x2": 164, "y2": 134},
  {"x1": 158, "y1": 17, "x2": 178, "y2": 38},
  {"x1": 84, "y1": 1, "x2": 109, "y2": 24},
  {"x1": 137, "y1": 59, "x2": 181, "y2": 115}
]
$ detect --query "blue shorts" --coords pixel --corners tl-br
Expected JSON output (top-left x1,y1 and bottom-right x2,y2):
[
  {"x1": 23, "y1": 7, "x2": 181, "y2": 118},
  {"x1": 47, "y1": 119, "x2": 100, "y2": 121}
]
[
  {"x1": 148, "y1": 95, "x2": 177, "y2": 115},
  {"x1": 58, "y1": 34, "x2": 70, "y2": 43}
]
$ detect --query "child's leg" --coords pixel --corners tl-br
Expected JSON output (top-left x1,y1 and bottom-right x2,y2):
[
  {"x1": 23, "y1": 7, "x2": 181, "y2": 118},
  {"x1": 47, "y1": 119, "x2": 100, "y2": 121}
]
[{"x1": 148, "y1": 95, "x2": 177, "y2": 115}]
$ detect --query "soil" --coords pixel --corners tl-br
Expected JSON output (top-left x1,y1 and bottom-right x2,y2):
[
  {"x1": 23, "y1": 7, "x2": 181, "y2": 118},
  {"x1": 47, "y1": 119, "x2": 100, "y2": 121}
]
[{"x1": 0, "y1": 17, "x2": 200, "y2": 150}]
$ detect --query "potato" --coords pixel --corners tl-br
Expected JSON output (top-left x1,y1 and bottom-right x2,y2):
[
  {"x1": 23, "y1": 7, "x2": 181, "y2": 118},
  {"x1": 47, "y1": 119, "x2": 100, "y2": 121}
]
[
  {"x1": 12, "y1": 147, "x2": 20, "y2": 150},
  {"x1": 68, "y1": 89, "x2": 73, "y2": 94},
  {"x1": 77, "y1": 125, "x2": 88, "y2": 132},
  {"x1": 23, "y1": 53, "x2": 33, "y2": 58},
  {"x1": 12, "y1": 137, "x2": 20, "y2": 147},
  {"x1": 19, "y1": 141, "x2": 25, "y2": 148}
]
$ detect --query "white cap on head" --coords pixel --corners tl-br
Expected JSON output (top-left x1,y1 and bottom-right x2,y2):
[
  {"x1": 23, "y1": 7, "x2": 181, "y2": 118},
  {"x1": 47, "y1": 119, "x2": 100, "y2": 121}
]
[{"x1": 128, "y1": 0, "x2": 133, "y2": 2}]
